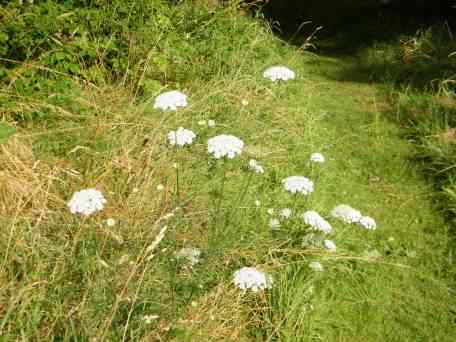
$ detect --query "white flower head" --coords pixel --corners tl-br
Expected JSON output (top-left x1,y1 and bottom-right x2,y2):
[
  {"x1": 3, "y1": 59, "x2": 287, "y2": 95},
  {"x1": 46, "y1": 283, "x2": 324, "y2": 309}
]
[
  {"x1": 263, "y1": 66, "x2": 295, "y2": 82},
  {"x1": 302, "y1": 211, "x2": 332, "y2": 234},
  {"x1": 331, "y1": 204, "x2": 362, "y2": 224},
  {"x1": 248, "y1": 159, "x2": 264, "y2": 174},
  {"x1": 207, "y1": 134, "x2": 244, "y2": 159},
  {"x1": 233, "y1": 267, "x2": 273, "y2": 292},
  {"x1": 282, "y1": 176, "x2": 314, "y2": 195},
  {"x1": 106, "y1": 218, "x2": 116, "y2": 227},
  {"x1": 198, "y1": 120, "x2": 207, "y2": 126},
  {"x1": 241, "y1": 99, "x2": 249, "y2": 106},
  {"x1": 310, "y1": 152, "x2": 325, "y2": 163},
  {"x1": 67, "y1": 188, "x2": 106, "y2": 216},
  {"x1": 267, "y1": 208, "x2": 274, "y2": 215},
  {"x1": 167, "y1": 127, "x2": 196, "y2": 146},
  {"x1": 324, "y1": 239, "x2": 337, "y2": 252},
  {"x1": 309, "y1": 261, "x2": 324, "y2": 272},
  {"x1": 142, "y1": 314, "x2": 159, "y2": 324},
  {"x1": 269, "y1": 218, "x2": 281, "y2": 229},
  {"x1": 156, "y1": 184, "x2": 165, "y2": 191},
  {"x1": 153, "y1": 90, "x2": 188, "y2": 111},
  {"x1": 359, "y1": 216, "x2": 377, "y2": 230},
  {"x1": 255, "y1": 200, "x2": 261, "y2": 207},
  {"x1": 176, "y1": 247, "x2": 201, "y2": 266},
  {"x1": 280, "y1": 208, "x2": 292, "y2": 219},
  {"x1": 207, "y1": 120, "x2": 216, "y2": 128}
]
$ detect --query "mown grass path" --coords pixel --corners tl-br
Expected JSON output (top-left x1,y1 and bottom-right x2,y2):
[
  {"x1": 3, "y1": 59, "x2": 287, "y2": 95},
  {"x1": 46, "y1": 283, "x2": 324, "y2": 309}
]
[{"x1": 245, "y1": 51, "x2": 456, "y2": 341}]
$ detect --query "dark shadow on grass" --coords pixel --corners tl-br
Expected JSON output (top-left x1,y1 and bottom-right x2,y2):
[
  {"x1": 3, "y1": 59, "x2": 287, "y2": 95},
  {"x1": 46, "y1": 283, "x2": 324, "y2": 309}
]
[{"x1": 259, "y1": 0, "x2": 456, "y2": 90}]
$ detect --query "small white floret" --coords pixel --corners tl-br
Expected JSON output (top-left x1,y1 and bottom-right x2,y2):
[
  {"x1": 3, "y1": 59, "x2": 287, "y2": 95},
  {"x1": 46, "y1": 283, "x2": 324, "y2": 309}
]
[
  {"x1": 263, "y1": 66, "x2": 295, "y2": 82},
  {"x1": 310, "y1": 152, "x2": 325, "y2": 163},
  {"x1": 233, "y1": 267, "x2": 273, "y2": 292},
  {"x1": 255, "y1": 200, "x2": 261, "y2": 207},
  {"x1": 106, "y1": 218, "x2": 116, "y2": 227},
  {"x1": 67, "y1": 188, "x2": 107, "y2": 216},
  {"x1": 309, "y1": 261, "x2": 324, "y2": 272},
  {"x1": 280, "y1": 208, "x2": 292, "y2": 219},
  {"x1": 167, "y1": 127, "x2": 196, "y2": 147},
  {"x1": 269, "y1": 218, "x2": 281, "y2": 229},
  {"x1": 302, "y1": 211, "x2": 332, "y2": 234},
  {"x1": 324, "y1": 239, "x2": 337, "y2": 252},
  {"x1": 248, "y1": 159, "x2": 265, "y2": 174},
  {"x1": 282, "y1": 176, "x2": 314, "y2": 195},
  {"x1": 207, "y1": 134, "x2": 244, "y2": 159},
  {"x1": 153, "y1": 90, "x2": 187, "y2": 111},
  {"x1": 359, "y1": 216, "x2": 377, "y2": 230},
  {"x1": 156, "y1": 184, "x2": 165, "y2": 191},
  {"x1": 176, "y1": 247, "x2": 201, "y2": 266},
  {"x1": 208, "y1": 120, "x2": 216, "y2": 128},
  {"x1": 331, "y1": 204, "x2": 362, "y2": 224},
  {"x1": 267, "y1": 208, "x2": 274, "y2": 215}
]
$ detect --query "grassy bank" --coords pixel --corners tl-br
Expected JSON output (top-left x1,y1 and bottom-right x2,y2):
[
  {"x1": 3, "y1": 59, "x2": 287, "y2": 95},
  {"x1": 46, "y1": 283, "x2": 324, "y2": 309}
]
[{"x1": 0, "y1": 1, "x2": 455, "y2": 340}]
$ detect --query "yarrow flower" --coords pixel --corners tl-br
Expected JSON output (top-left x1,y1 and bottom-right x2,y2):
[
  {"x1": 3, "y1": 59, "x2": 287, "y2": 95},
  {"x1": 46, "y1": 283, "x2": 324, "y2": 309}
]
[
  {"x1": 207, "y1": 134, "x2": 244, "y2": 159},
  {"x1": 359, "y1": 216, "x2": 377, "y2": 230},
  {"x1": 207, "y1": 120, "x2": 216, "y2": 128},
  {"x1": 302, "y1": 211, "x2": 332, "y2": 234},
  {"x1": 263, "y1": 66, "x2": 295, "y2": 82},
  {"x1": 331, "y1": 204, "x2": 362, "y2": 224},
  {"x1": 324, "y1": 239, "x2": 337, "y2": 252},
  {"x1": 167, "y1": 127, "x2": 196, "y2": 146},
  {"x1": 67, "y1": 188, "x2": 107, "y2": 216},
  {"x1": 248, "y1": 159, "x2": 264, "y2": 174},
  {"x1": 282, "y1": 176, "x2": 314, "y2": 195},
  {"x1": 309, "y1": 261, "x2": 324, "y2": 272},
  {"x1": 233, "y1": 267, "x2": 273, "y2": 292},
  {"x1": 176, "y1": 247, "x2": 201, "y2": 266},
  {"x1": 310, "y1": 152, "x2": 325, "y2": 163},
  {"x1": 280, "y1": 208, "x2": 292, "y2": 219},
  {"x1": 153, "y1": 90, "x2": 188, "y2": 111}
]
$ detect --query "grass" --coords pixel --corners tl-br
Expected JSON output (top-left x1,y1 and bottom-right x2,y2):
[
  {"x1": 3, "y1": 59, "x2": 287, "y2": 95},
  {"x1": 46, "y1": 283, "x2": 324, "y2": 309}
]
[{"x1": 1, "y1": 1, "x2": 455, "y2": 340}]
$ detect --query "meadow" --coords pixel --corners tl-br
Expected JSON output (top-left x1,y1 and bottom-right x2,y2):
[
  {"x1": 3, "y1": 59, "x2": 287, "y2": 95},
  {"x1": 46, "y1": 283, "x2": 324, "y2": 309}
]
[{"x1": 0, "y1": 1, "x2": 455, "y2": 340}]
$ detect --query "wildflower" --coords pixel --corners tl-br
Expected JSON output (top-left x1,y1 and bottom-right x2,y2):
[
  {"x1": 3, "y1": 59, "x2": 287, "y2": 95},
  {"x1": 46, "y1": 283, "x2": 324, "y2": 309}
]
[
  {"x1": 282, "y1": 176, "x2": 314, "y2": 195},
  {"x1": 167, "y1": 127, "x2": 196, "y2": 147},
  {"x1": 198, "y1": 120, "x2": 207, "y2": 126},
  {"x1": 233, "y1": 267, "x2": 273, "y2": 292},
  {"x1": 207, "y1": 134, "x2": 244, "y2": 159},
  {"x1": 106, "y1": 218, "x2": 116, "y2": 227},
  {"x1": 248, "y1": 159, "x2": 264, "y2": 174},
  {"x1": 156, "y1": 184, "x2": 165, "y2": 191},
  {"x1": 280, "y1": 208, "x2": 292, "y2": 219},
  {"x1": 331, "y1": 204, "x2": 362, "y2": 224},
  {"x1": 267, "y1": 208, "x2": 274, "y2": 215},
  {"x1": 142, "y1": 315, "x2": 159, "y2": 324},
  {"x1": 309, "y1": 261, "x2": 324, "y2": 272},
  {"x1": 208, "y1": 120, "x2": 216, "y2": 128},
  {"x1": 310, "y1": 152, "x2": 325, "y2": 163},
  {"x1": 359, "y1": 216, "x2": 377, "y2": 230},
  {"x1": 153, "y1": 90, "x2": 187, "y2": 111},
  {"x1": 302, "y1": 211, "x2": 332, "y2": 234},
  {"x1": 67, "y1": 188, "x2": 107, "y2": 216},
  {"x1": 263, "y1": 66, "x2": 295, "y2": 82},
  {"x1": 255, "y1": 200, "x2": 261, "y2": 207},
  {"x1": 269, "y1": 218, "x2": 281, "y2": 229},
  {"x1": 324, "y1": 239, "x2": 337, "y2": 252},
  {"x1": 176, "y1": 247, "x2": 201, "y2": 266},
  {"x1": 241, "y1": 99, "x2": 249, "y2": 106}
]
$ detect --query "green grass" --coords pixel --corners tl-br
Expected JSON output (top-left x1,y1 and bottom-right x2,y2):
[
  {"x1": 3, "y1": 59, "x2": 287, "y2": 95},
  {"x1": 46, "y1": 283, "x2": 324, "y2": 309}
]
[{"x1": 0, "y1": 1, "x2": 455, "y2": 340}]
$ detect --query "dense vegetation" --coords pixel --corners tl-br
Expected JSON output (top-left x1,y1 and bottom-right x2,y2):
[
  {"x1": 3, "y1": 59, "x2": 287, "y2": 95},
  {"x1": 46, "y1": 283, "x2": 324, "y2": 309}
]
[{"x1": 1, "y1": 0, "x2": 455, "y2": 340}]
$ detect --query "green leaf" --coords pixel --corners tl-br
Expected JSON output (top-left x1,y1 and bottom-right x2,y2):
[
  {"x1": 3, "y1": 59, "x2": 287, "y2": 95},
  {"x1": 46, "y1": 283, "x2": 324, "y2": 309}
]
[{"x1": 0, "y1": 122, "x2": 15, "y2": 145}]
